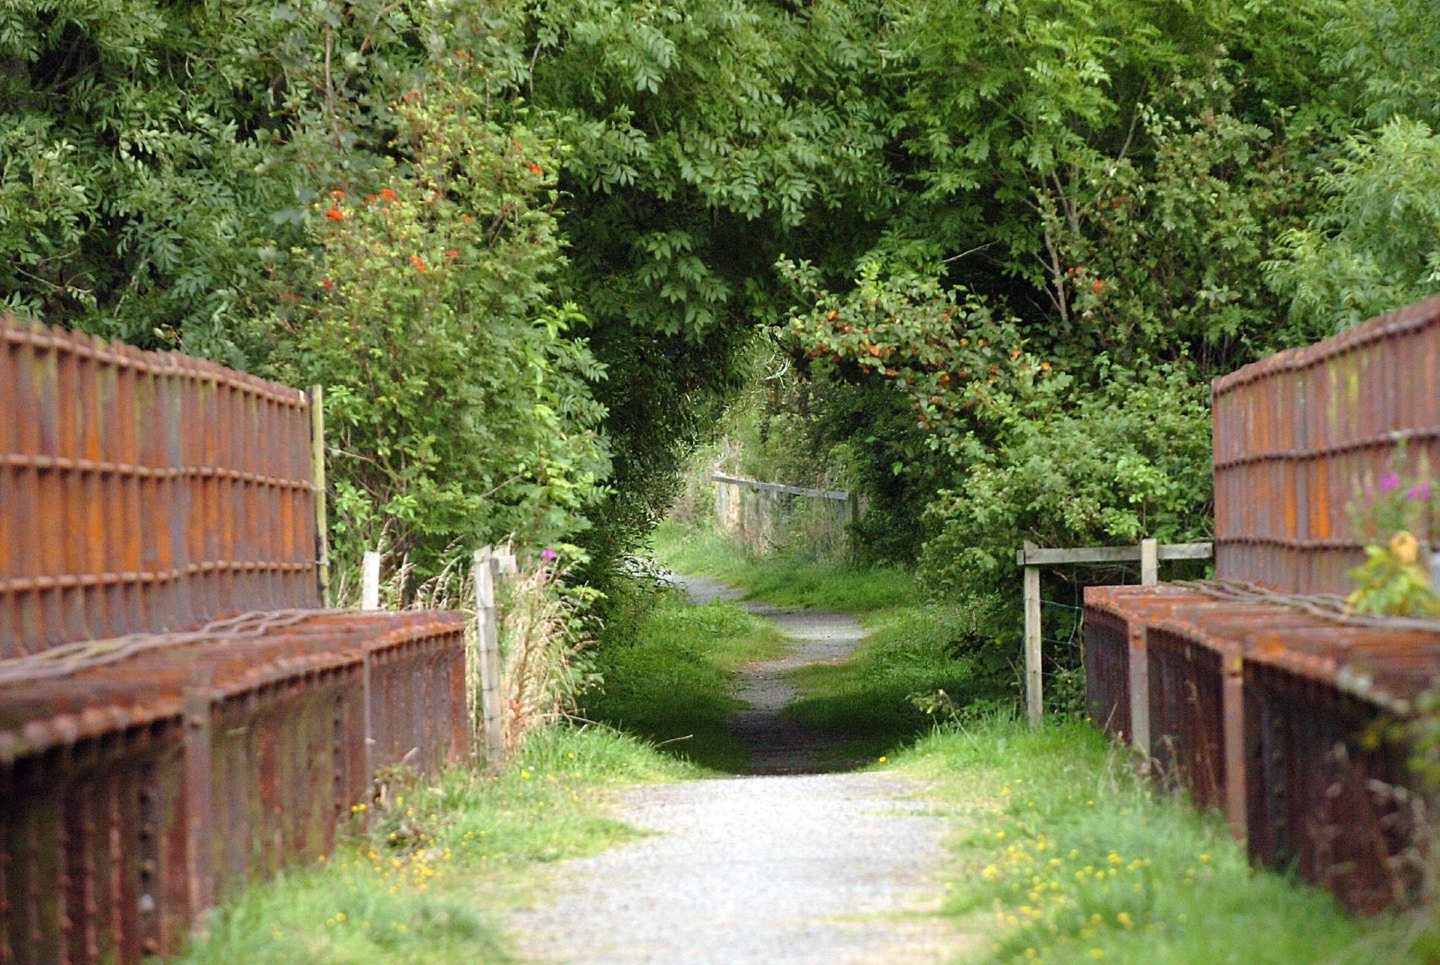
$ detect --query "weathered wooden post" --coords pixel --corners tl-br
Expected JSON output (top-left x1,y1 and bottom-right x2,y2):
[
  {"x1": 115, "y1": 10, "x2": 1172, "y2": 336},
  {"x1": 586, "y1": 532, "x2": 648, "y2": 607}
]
[
  {"x1": 1140, "y1": 538, "x2": 1159, "y2": 586},
  {"x1": 1023, "y1": 540, "x2": 1043, "y2": 727},
  {"x1": 308, "y1": 385, "x2": 331, "y2": 607},
  {"x1": 361, "y1": 551, "x2": 381, "y2": 610},
  {"x1": 1021, "y1": 538, "x2": 1212, "y2": 732},
  {"x1": 473, "y1": 546, "x2": 506, "y2": 771}
]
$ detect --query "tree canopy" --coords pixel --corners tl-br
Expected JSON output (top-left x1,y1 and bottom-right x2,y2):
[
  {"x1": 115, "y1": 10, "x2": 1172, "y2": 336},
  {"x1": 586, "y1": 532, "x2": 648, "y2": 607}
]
[{"x1": 3, "y1": 0, "x2": 1436, "y2": 595}]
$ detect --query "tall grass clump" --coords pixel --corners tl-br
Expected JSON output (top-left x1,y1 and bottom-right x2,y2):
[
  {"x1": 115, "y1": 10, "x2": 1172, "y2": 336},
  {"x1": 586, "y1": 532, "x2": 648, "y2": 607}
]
[
  {"x1": 332, "y1": 541, "x2": 601, "y2": 758},
  {"x1": 496, "y1": 557, "x2": 601, "y2": 754}
]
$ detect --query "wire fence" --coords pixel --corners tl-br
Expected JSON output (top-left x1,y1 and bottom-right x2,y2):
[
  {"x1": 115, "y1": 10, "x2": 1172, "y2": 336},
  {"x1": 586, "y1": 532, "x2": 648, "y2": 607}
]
[{"x1": 1033, "y1": 556, "x2": 1213, "y2": 711}]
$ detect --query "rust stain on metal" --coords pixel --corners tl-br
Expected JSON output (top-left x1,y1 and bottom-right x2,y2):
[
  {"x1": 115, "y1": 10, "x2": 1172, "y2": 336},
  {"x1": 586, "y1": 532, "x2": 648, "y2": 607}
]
[
  {"x1": 0, "y1": 317, "x2": 472, "y2": 963},
  {"x1": 1212, "y1": 294, "x2": 1440, "y2": 596},
  {"x1": 1086, "y1": 582, "x2": 1434, "y2": 914},
  {"x1": 0, "y1": 610, "x2": 469, "y2": 962},
  {"x1": 0, "y1": 316, "x2": 317, "y2": 657}
]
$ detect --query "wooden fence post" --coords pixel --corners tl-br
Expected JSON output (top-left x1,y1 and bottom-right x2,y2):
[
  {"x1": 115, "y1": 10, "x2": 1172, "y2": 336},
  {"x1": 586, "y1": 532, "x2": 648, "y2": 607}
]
[
  {"x1": 308, "y1": 385, "x2": 331, "y2": 607},
  {"x1": 1222, "y1": 660, "x2": 1248, "y2": 840},
  {"x1": 1140, "y1": 537, "x2": 1159, "y2": 586},
  {"x1": 1023, "y1": 540, "x2": 1043, "y2": 727},
  {"x1": 361, "y1": 551, "x2": 381, "y2": 611},
  {"x1": 473, "y1": 547, "x2": 505, "y2": 772},
  {"x1": 1018, "y1": 539, "x2": 1214, "y2": 733}
]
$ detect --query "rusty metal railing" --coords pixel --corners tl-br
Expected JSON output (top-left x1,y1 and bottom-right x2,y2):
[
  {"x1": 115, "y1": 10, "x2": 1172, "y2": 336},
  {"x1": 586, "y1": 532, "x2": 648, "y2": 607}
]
[
  {"x1": 1212, "y1": 294, "x2": 1440, "y2": 596},
  {"x1": 1084, "y1": 294, "x2": 1440, "y2": 915},
  {"x1": 0, "y1": 317, "x2": 319, "y2": 655},
  {"x1": 0, "y1": 610, "x2": 466, "y2": 962},
  {"x1": 0, "y1": 318, "x2": 471, "y2": 963},
  {"x1": 1086, "y1": 579, "x2": 1437, "y2": 914}
]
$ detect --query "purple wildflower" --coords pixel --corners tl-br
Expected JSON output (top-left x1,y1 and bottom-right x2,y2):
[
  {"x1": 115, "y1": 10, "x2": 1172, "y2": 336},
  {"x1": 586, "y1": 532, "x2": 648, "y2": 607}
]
[
  {"x1": 1409, "y1": 482, "x2": 1432, "y2": 502},
  {"x1": 1380, "y1": 472, "x2": 1402, "y2": 493},
  {"x1": 541, "y1": 547, "x2": 557, "y2": 562}
]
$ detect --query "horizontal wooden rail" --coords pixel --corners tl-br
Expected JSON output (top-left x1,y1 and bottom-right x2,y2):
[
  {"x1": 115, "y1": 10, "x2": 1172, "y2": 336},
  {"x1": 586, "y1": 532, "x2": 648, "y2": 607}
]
[
  {"x1": 710, "y1": 473, "x2": 850, "y2": 502},
  {"x1": 1016, "y1": 542, "x2": 1213, "y2": 566},
  {"x1": 1019, "y1": 538, "x2": 1214, "y2": 727}
]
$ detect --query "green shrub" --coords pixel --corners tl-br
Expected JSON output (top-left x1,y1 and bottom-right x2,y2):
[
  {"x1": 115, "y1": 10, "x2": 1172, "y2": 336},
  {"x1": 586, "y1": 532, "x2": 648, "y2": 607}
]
[{"x1": 269, "y1": 66, "x2": 610, "y2": 577}]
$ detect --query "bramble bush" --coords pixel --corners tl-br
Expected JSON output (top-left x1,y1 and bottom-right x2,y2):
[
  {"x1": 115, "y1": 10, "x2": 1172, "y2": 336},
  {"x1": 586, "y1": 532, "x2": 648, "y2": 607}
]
[
  {"x1": 909, "y1": 372, "x2": 1212, "y2": 693},
  {"x1": 917, "y1": 371, "x2": 1213, "y2": 599}
]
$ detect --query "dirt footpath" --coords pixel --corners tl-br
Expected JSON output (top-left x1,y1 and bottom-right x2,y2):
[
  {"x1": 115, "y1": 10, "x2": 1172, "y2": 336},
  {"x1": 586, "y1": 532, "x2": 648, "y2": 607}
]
[{"x1": 507, "y1": 576, "x2": 965, "y2": 964}]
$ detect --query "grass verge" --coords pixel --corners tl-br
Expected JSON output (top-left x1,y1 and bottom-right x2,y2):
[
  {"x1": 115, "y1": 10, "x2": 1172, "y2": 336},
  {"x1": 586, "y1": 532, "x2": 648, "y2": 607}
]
[
  {"x1": 176, "y1": 725, "x2": 690, "y2": 964},
  {"x1": 582, "y1": 585, "x2": 786, "y2": 772},
  {"x1": 898, "y1": 714, "x2": 1424, "y2": 964}
]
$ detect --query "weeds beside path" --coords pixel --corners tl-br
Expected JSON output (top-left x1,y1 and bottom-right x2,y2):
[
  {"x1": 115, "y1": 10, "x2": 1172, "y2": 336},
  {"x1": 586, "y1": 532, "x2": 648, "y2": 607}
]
[
  {"x1": 896, "y1": 718, "x2": 1426, "y2": 964},
  {"x1": 175, "y1": 727, "x2": 695, "y2": 964}
]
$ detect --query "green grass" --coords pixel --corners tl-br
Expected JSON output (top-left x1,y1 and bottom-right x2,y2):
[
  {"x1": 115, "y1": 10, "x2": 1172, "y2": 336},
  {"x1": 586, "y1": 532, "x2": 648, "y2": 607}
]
[
  {"x1": 176, "y1": 726, "x2": 690, "y2": 964},
  {"x1": 651, "y1": 518, "x2": 914, "y2": 611},
  {"x1": 897, "y1": 714, "x2": 1426, "y2": 964},
  {"x1": 786, "y1": 602, "x2": 1010, "y2": 762},
  {"x1": 582, "y1": 588, "x2": 786, "y2": 772},
  {"x1": 653, "y1": 520, "x2": 1004, "y2": 762}
]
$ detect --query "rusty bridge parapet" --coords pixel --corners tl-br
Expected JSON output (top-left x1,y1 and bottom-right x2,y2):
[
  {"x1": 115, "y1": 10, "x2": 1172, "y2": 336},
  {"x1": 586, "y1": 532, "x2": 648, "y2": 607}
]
[
  {"x1": 0, "y1": 316, "x2": 320, "y2": 654},
  {"x1": 1086, "y1": 295, "x2": 1440, "y2": 916},
  {"x1": 1212, "y1": 294, "x2": 1440, "y2": 596},
  {"x1": 0, "y1": 318, "x2": 470, "y2": 963}
]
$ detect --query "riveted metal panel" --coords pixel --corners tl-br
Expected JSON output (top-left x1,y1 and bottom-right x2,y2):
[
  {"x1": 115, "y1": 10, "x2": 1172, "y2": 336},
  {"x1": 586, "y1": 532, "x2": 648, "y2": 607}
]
[
  {"x1": 1212, "y1": 295, "x2": 1440, "y2": 595},
  {"x1": 0, "y1": 317, "x2": 318, "y2": 656}
]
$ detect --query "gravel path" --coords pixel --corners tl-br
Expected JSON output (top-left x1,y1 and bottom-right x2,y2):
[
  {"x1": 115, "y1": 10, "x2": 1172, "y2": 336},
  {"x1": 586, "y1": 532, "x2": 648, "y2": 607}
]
[
  {"x1": 507, "y1": 575, "x2": 963, "y2": 964},
  {"x1": 665, "y1": 574, "x2": 870, "y2": 773}
]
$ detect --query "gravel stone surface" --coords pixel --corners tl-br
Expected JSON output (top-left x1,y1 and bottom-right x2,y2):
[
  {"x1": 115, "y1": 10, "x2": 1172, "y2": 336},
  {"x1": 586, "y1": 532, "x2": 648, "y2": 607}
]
[
  {"x1": 507, "y1": 574, "x2": 965, "y2": 963},
  {"x1": 509, "y1": 773, "x2": 960, "y2": 964}
]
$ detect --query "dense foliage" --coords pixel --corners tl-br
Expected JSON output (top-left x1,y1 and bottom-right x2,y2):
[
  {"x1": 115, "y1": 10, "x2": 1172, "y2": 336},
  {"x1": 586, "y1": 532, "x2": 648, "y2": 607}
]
[{"x1": 4, "y1": 0, "x2": 1438, "y2": 633}]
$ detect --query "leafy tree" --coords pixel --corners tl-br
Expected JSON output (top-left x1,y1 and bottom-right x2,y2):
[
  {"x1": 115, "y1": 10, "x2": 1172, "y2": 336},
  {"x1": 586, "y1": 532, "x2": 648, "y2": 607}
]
[
  {"x1": 0, "y1": 0, "x2": 292, "y2": 361},
  {"x1": 7, "y1": 0, "x2": 1440, "y2": 625},
  {"x1": 1268, "y1": 119, "x2": 1440, "y2": 333},
  {"x1": 1267, "y1": 0, "x2": 1440, "y2": 330}
]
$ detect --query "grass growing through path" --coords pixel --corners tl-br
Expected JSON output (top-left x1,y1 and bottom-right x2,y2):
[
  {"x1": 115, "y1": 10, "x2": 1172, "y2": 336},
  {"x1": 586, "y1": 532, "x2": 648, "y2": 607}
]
[
  {"x1": 177, "y1": 726, "x2": 690, "y2": 964},
  {"x1": 582, "y1": 586, "x2": 786, "y2": 772},
  {"x1": 652, "y1": 519, "x2": 913, "y2": 611},
  {"x1": 654, "y1": 519, "x2": 1002, "y2": 760},
  {"x1": 787, "y1": 602, "x2": 1009, "y2": 761},
  {"x1": 899, "y1": 715, "x2": 1423, "y2": 964}
]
